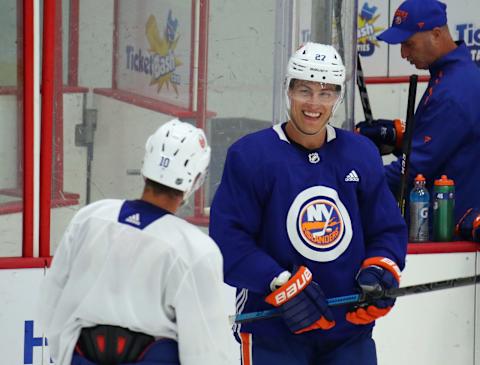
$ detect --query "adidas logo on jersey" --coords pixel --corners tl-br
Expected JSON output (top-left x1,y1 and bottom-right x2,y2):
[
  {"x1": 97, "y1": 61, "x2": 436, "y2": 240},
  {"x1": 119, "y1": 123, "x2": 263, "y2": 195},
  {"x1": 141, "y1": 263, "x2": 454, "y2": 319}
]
[
  {"x1": 345, "y1": 170, "x2": 359, "y2": 182},
  {"x1": 125, "y1": 213, "x2": 141, "y2": 226}
]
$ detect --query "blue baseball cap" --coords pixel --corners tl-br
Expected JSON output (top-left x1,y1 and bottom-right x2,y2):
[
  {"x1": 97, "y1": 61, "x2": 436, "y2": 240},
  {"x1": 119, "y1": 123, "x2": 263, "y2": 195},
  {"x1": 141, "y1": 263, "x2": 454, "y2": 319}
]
[{"x1": 377, "y1": 0, "x2": 447, "y2": 44}]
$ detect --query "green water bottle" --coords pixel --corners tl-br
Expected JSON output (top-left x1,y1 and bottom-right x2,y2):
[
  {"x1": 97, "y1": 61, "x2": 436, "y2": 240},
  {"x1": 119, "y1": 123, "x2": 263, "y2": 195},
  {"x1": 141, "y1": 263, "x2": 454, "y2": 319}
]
[{"x1": 433, "y1": 175, "x2": 455, "y2": 241}]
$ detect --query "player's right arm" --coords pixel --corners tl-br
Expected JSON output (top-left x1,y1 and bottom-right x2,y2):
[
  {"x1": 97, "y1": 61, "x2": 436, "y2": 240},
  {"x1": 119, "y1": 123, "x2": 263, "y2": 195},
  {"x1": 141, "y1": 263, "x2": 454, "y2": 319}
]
[
  {"x1": 210, "y1": 142, "x2": 336, "y2": 334},
  {"x1": 210, "y1": 144, "x2": 285, "y2": 294}
]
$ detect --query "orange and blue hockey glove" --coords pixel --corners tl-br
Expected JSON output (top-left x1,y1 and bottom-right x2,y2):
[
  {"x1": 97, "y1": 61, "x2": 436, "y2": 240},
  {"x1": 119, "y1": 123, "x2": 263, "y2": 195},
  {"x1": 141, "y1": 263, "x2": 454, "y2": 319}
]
[
  {"x1": 456, "y1": 207, "x2": 480, "y2": 242},
  {"x1": 346, "y1": 257, "x2": 401, "y2": 325},
  {"x1": 265, "y1": 266, "x2": 335, "y2": 334},
  {"x1": 355, "y1": 119, "x2": 405, "y2": 155}
]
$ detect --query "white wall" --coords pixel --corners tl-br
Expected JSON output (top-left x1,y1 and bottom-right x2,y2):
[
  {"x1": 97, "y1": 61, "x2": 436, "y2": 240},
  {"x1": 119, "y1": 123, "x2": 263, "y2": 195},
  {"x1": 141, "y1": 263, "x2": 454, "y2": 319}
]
[
  {"x1": 207, "y1": 0, "x2": 276, "y2": 120},
  {"x1": 0, "y1": 268, "x2": 48, "y2": 365},
  {"x1": 375, "y1": 253, "x2": 478, "y2": 364},
  {"x1": 354, "y1": 82, "x2": 429, "y2": 123},
  {"x1": 0, "y1": 95, "x2": 19, "y2": 189},
  {"x1": 0, "y1": 211, "x2": 22, "y2": 257},
  {"x1": 476, "y1": 253, "x2": 480, "y2": 362},
  {"x1": 78, "y1": 0, "x2": 114, "y2": 92},
  {"x1": 0, "y1": 0, "x2": 17, "y2": 85},
  {"x1": 89, "y1": 94, "x2": 172, "y2": 203},
  {"x1": 0, "y1": 93, "x2": 87, "y2": 257}
]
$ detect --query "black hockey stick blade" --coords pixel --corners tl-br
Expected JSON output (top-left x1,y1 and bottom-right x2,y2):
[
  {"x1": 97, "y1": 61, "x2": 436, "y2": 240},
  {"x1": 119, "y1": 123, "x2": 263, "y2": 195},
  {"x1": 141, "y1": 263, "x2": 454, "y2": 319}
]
[
  {"x1": 233, "y1": 274, "x2": 480, "y2": 324},
  {"x1": 384, "y1": 274, "x2": 480, "y2": 299},
  {"x1": 397, "y1": 74, "x2": 418, "y2": 217},
  {"x1": 356, "y1": 54, "x2": 373, "y2": 123}
]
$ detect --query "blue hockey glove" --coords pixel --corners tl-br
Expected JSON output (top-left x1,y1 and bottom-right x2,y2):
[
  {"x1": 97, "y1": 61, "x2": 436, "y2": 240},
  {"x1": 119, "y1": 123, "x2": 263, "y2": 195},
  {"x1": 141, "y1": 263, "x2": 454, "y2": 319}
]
[
  {"x1": 355, "y1": 119, "x2": 404, "y2": 155},
  {"x1": 346, "y1": 257, "x2": 401, "y2": 325},
  {"x1": 265, "y1": 266, "x2": 335, "y2": 334},
  {"x1": 456, "y1": 208, "x2": 480, "y2": 242}
]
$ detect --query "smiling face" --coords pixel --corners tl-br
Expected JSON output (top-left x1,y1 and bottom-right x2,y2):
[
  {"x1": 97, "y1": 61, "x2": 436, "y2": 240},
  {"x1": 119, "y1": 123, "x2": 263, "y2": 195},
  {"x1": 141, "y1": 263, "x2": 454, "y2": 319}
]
[{"x1": 286, "y1": 79, "x2": 341, "y2": 148}]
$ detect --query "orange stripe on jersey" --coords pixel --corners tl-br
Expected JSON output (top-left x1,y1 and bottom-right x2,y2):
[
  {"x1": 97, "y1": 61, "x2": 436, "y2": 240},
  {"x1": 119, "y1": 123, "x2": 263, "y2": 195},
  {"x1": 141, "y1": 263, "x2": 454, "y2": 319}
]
[{"x1": 240, "y1": 332, "x2": 252, "y2": 365}]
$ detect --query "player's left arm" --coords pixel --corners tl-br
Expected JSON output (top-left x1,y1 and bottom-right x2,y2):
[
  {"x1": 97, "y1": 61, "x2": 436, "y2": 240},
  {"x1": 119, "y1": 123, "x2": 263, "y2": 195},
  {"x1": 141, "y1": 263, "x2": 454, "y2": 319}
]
[
  {"x1": 346, "y1": 257, "x2": 401, "y2": 325},
  {"x1": 348, "y1": 140, "x2": 407, "y2": 324},
  {"x1": 174, "y1": 249, "x2": 237, "y2": 365},
  {"x1": 359, "y1": 140, "x2": 408, "y2": 267}
]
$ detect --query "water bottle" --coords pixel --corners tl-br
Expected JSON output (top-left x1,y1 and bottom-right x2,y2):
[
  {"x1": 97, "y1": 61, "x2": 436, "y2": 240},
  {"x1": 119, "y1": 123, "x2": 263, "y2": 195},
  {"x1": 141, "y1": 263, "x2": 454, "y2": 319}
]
[
  {"x1": 409, "y1": 174, "x2": 429, "y2": 242},
  {"x1": 433, "y1": 175, "x2": 455, "y2": 242}
]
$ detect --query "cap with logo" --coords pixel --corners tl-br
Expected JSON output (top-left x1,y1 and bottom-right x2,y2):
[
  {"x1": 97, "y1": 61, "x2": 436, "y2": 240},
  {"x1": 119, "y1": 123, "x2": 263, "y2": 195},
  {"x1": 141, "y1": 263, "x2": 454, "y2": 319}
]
[{"x1": 377, "y1": 0, "x2": 447, "y2": 44}]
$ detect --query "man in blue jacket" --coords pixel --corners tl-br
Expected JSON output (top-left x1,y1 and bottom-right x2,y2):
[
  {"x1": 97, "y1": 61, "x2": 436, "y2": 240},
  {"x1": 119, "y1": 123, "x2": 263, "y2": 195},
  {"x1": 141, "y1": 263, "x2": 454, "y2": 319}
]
[
  {"x1": 357, "y1": 0, "x2": 480, "y2": 228},
  {"x1": 210, "y1": 42, "x2": 407, "y2": 365}
]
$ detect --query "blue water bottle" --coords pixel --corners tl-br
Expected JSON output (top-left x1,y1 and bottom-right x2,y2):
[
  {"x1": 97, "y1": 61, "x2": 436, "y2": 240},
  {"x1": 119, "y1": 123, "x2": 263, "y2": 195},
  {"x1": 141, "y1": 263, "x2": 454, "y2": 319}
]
[{"x1": 409, "y1": 174, "x2": 430, "y2": 242}]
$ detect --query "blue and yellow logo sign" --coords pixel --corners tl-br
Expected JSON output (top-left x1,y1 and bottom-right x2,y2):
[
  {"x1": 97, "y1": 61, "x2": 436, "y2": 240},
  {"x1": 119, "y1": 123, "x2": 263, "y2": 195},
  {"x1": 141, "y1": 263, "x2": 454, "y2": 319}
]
[
  {"x1": 125, "y1": 10, "x2": 183, "y2": 95},
  {"x1": 358, "y1": 3, "x2": 385, "y2": 57},
  {"x1": 456, "y1": 23, "x2": 480, "y2": 66},
  {"x1": 287, "y1": 186, "x2": 352, "y2": 262},
  {"x1": 146, "y1": 10, "x2": 182, "y2": 94}
]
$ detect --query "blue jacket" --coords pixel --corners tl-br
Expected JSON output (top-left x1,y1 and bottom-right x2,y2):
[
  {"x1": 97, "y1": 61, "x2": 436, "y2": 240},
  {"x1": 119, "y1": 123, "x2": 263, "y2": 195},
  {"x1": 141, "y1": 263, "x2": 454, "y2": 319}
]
[
  {"x1": 385, "y1": 42, "x2": 480, "y2": 225},
  {"x1": 210, "y1": 124, "x2": 407, "y2": 341}
]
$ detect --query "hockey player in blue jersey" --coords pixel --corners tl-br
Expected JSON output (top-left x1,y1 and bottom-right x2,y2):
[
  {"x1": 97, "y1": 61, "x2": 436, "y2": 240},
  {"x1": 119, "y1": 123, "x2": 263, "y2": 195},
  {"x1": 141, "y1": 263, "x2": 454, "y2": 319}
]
[
  {"x1": 356, "y1": 0, "x2": 480, "y2": 227},
  {"x1": 38, "y1": 119, "x2": 236, "y2": 365},
  {"x1": 210, "y1": 42, "x2": 408, "y2": 365}
]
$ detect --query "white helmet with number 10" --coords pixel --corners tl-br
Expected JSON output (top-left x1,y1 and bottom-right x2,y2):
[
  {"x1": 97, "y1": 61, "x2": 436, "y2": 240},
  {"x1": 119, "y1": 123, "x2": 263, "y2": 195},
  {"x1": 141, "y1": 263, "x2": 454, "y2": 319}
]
[
  {"x1": 141, "y1": 119, "x2": 211, "y2": 201},
  {"x1": 285, "y1": 42, "x2": 346, "y2": 115}
]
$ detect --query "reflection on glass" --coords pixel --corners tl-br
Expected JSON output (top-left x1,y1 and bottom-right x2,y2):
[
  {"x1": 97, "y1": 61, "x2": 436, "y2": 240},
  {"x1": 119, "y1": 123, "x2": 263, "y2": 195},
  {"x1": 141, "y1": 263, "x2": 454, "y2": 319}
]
[{"x1": 0, "y1": 0, "x2": 21, "y2": 258}]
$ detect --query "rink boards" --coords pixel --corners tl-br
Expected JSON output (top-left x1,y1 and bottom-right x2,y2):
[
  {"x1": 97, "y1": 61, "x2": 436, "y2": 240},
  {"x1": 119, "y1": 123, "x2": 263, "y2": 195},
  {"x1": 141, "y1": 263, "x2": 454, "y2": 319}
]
[{"x1": 1, "y1": 251, "x2": 478, "y2": 365}]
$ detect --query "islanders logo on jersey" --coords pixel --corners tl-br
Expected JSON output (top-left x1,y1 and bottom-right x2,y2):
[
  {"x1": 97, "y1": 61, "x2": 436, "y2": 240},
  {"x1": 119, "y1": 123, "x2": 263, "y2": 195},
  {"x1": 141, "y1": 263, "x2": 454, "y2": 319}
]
[{"x1": 287, "y1": 186, "x2": 352, "y2": 262}]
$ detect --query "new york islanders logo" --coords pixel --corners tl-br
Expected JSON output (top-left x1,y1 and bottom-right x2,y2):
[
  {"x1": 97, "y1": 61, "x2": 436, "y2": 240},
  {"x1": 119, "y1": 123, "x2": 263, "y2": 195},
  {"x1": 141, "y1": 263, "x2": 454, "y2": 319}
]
[
  {"x1": 287, "y1": 186, "x2": 352, "y2": 262},
  {"x1": 299, "y1": 199, "x2": 343, "y2": 248},
  {"x1": 394, "y1": 9, "x2": 408, "y2": 25}
]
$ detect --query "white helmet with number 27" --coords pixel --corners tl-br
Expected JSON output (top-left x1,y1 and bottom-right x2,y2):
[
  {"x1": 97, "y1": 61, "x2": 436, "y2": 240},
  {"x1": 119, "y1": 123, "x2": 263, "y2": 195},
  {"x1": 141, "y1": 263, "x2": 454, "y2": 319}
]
[
  {"x1": 285, "y1": 42, "x2": 346, "y2": 116},
  {"x1": 141, "y1": 119, "x2": 211, "y2": 201}
]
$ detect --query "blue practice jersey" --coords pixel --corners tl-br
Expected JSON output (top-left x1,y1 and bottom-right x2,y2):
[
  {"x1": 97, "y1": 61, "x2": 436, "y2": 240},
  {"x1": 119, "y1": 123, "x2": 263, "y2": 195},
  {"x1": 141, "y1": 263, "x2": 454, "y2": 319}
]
[
  {"x1": 210, "y1": 124, "x2": 407, "y2": 342},
  {"x1": 385, "y1": 42, "x2": 480, "y2": 224}
]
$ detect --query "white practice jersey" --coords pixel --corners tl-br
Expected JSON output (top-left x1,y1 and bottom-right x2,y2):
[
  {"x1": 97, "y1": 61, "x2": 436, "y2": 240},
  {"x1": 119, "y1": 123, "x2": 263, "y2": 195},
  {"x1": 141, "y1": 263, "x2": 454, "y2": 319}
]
[{"x1": 38, "y1": 199, "x2": 236, "y2": 365}]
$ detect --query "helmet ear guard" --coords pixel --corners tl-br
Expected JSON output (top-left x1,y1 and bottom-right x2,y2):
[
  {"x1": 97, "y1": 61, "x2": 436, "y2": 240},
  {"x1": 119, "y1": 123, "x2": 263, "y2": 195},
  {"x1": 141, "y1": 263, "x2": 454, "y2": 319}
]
[
  {"x1": 141, "y1": 119, "x2": 211, "y2": 201},
  {"x1": 284, "y1": 43, "x2": 346, "y2": 119}
]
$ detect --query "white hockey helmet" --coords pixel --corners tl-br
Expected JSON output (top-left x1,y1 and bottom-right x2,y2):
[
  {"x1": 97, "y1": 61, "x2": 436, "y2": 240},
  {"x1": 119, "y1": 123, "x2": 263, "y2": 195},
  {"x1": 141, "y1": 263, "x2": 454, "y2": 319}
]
[
  {"x1": 285, "y1": 42, "x2": 346, "y2": 116},
  {"x1": 141, "y1": 119, "x2": 211, "y2": 201}
]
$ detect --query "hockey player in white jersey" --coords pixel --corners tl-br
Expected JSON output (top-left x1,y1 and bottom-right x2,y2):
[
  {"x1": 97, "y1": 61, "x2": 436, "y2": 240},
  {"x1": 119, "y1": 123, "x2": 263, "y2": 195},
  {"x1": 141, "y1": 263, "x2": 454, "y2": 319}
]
[{"x1": 38, "y1": 119, "x2": 236, "y2": 365}]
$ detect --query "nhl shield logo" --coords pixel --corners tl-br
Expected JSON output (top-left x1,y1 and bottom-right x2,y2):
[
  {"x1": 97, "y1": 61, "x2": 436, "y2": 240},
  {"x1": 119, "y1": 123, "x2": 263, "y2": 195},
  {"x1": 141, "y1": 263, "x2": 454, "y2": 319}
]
[{"x1": 308, "y1": 152, "x2": 320, "y2": 164}]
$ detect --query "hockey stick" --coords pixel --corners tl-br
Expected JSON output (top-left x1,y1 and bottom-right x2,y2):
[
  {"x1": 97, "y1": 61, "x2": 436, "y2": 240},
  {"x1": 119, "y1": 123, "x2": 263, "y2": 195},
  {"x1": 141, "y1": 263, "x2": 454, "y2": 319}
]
[
  {"x1": 232, "y1": 274, "x2": 480, "y2": 324},
  {"x1": 356, "y1": 54, "x2": 374, "y2": 123},
  {"x1": 397, "y1": 74, "x2": 418, "y2": 217}
]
